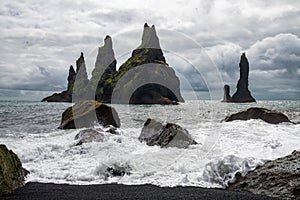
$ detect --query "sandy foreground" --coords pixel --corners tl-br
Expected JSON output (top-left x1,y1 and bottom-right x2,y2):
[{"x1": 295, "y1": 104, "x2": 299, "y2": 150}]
[{"x1": 1, "y1": 182, "x2": 279, "y2": 200}]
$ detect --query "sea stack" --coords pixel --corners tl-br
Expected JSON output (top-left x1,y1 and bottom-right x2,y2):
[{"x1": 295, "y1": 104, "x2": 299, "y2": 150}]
[
  {"x1": 70, "y1": 52, "x2": 90, "y2": 101},
  {"x1": 89, "y1": 35, "x2": 117, "y2": 102},
  {"x1": 111, "y1": 23, "x2": 184, "y2": 104},
  {"x1": 222, "y1": 53, "x2": 256, "y2": 103},
  {"x1": 221, "y1": 85, "x2": 232, "y2": 102}
]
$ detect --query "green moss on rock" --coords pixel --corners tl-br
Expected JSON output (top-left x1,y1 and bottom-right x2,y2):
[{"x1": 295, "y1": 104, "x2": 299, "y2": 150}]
[{"x1": 0, "y1": 144, "x2": 29, "y2": 196}]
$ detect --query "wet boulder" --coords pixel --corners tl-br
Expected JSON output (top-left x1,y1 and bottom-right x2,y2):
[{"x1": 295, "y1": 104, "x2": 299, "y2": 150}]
[
  {"x1": 139, "y1": 118, "x2": 197, "y2": 148},
  {"x1": 225, "y1": 107, "x2": 291, "y2": 124},
  {"x1": 228, "y1": 151, "x2": 300, "y2": 199},
  {"x1": 59, "y1": 100, "x2": 120, "y2": 129},
  {"x1": 0, "y1": 144, "x2": 29, "y2": 196},
  {"x1": 74, "y1": 128, "x2": 105, "y2": 145}
]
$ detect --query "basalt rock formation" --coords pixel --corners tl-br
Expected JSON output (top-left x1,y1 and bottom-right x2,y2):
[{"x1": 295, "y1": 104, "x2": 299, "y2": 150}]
[
  {"x1": 222, "y1": 53, "x2": 256, "y2": 103},
  {"x1": 99, "y1": 23, "x2": 184, "y2": 104},
  {"x1": 224, "y1": 107, "x2": 291, "y2": 124},
  {"x1": 72, "y1": 52, "x2": 90, "y2": 101},
  {"x1": 59, "y1": 100, "x2": 120, "y2": 129},
  {"x1": 0, "y1": 144, "x2": 29, "y2": 195},
  {"x1": 221, "y1": 85, "x2": 232, "y2": 102},
  {"x1": 89, "y1": 35, "x2": 117, "y2": 102},
  {"x1": 42, "y1": 53, "x2": 89, "y2": 102},
  {"x1": 228, "y1": 150, "x2": 300, "y2": 199},
  {"x1": 42, "y1": 24, "x2": 184, "y2": 104},
  {"x1": 138, "y1": 118, "x2": 197, "y2": 148}
]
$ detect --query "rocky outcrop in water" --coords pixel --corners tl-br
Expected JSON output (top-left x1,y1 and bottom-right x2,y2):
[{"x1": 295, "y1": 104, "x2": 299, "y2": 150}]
[
  {"x1": 72, "y1": 52, "x2": 90, "y2": 101},
  {"x1": 42, "y1": 24, "x2": 184, "y2": 104},
  {"x1": 228, "y1": 151, "x2": 300, "y2": 199},
  {"x1": 89, "y1": 35, "x2": 117, "y2": 102},
  {"x1": 224, "y1": 107, "x2": 291, "y2": 124},
  {"x1": 222, "y1": 53, "x2": 256, "y2": 103},
  {"x1": 42, "y1": 53, "x2": 90, "y2": 102},
  {"x1": 59, "y1": 100, "x2": 120, "y2": 129},
  {"x1": 100, "y1": 23, "x2": 184, "y2": 104},
  {"x1": 221, "y1": 85, "x2": 232, "y2": 102},
  {"x1": 74, "y1": 128, "x2": 105, "y2": 145},
  {"x1": 138, "y1": 118, "x2": 197, "y2": 148},
  {"x1": 0, "y1": 144, "x2": 29, "y2": 196}
]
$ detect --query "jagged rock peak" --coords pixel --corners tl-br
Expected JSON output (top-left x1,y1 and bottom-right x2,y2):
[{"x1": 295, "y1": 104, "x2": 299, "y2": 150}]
[
  {"x1": 231, "y1": 52, "x2": 256, "y2": 102},
  {"x1": 76, "y1": 52, "x2": 85, "y2": 72},
  {"x1": 69, "y1": 65, "x2": 75, "y2": 74},
  {"x1": 139, "y1": 23, "x2": 161, "y2": 49},
  {"x1": 104, "y1": 35, "x2": 112, "y2": 48},
  {"x1": 67, "y1": 65, "x2": 76, "y2": 92},
  {"x1": 89, "y1": 34, "x2": 117, "y2": 94}
]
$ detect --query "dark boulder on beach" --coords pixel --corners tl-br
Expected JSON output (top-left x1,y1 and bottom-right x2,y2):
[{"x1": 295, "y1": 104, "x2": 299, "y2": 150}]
[
  {"x1": 222, "y1": 53, "x2": 256, "y2": 103},
  {"x1": 138, "y1": 118, "x2": 197, "y2": 148},
  {"x1": 0, "y1": 144, "x2": 29, "y2": 196},
  {"x1": 59, "y1": 100, "x2": 120, "y2": 129},
  {"x1": 228, "y1": 150, "x2": 300, "y2": 199},
  {"x1": 225, "y1": 107, "x2": 291, "y2": 124}
]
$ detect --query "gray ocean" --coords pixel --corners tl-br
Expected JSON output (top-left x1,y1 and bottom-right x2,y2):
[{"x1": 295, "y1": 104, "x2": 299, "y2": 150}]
[{"x1": 0, "y1": 100, "x2": 299, "y2": 187}]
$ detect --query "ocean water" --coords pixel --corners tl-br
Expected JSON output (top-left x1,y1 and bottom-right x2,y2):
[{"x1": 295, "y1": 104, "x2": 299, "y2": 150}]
[{"x1": 0, "y1": 100, "x2": 299, "y2": 188}]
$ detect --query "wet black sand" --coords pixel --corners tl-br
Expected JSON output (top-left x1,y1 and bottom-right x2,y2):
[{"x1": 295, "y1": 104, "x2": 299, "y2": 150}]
[{"x1": 2, "y1": 182, "x2": 278, "y2": 200}]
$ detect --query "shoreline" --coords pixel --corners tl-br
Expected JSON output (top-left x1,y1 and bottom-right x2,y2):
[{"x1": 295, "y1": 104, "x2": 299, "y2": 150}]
[{"x1": 2, "y1": 182, "x2": 278, "y2": 200}]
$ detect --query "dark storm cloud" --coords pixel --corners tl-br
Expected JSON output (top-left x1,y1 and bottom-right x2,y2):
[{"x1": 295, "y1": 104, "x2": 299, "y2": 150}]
[{"x1": 0, "y1": 0, "x2": 299, "y2": 99}]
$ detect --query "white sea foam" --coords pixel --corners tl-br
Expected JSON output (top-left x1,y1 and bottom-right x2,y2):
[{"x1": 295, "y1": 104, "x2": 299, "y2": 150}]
[{"x1": 0, "y1": 100, "x2": 299, "y2": 187}]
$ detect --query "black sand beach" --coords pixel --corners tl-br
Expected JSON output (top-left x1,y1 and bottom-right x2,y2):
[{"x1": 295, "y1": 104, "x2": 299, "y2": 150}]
[{"x1": 2, "y1": 182, "x2": 278, "y2": 200}]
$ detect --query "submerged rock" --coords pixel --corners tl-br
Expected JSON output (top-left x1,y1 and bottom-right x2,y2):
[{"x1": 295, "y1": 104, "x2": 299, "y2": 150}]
[
  {"x1": 74, "y1": 126, "x2": 120, "y2": 145},
  {"x1": 74, "y1": 128, "x2": 105, "y2": 145},
  {"x1": 225, "y1": 107, "x2": 291, "y2": 124},
  {"x1": 139, "y1": 118, "x2": 197, "y2": 148},
  {"x1": 228, "y1": 151, "x2": 300, "y2": 199},
  {"x1": 105, "y1": 164, "x2": 132, "y2": 178},
  {"x1": 222, "y1": 53, "x2": 256, "y2": 103},
  {"x1": 59, "y1": 100, "x2": 120, "y2": 129},
  {"x1": 0, "y1": 144, "x2": 29, "y2": 196}
]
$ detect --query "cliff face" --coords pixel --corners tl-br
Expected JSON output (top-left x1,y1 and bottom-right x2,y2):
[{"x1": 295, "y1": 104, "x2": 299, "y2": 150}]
[
  {"x1": 222, "y1": 53, "x2": 256, "y2": 103},
  {"x1": 42, "y1": 24, "x2": 184, "y2": 104}
]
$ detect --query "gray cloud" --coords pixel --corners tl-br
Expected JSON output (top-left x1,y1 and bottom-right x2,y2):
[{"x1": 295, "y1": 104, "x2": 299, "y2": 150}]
[{"x1": 0, "y1": 0, "x2": 299, "y2": 100}]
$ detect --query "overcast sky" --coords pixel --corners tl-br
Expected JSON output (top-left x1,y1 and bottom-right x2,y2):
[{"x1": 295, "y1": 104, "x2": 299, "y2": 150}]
[{"x1": 0, "y1": 0, "x2": 299, "y2": 100}]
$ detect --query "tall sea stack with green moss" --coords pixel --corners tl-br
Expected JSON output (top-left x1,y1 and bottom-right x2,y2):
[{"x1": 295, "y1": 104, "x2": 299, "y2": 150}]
[
  {"x1": 89, "y1": 35, "x2": 117, "y2": 102},
  {"x1": 103, "y1": 23, "x2": 184, "y2": 104}
]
